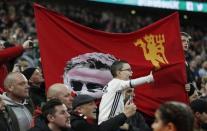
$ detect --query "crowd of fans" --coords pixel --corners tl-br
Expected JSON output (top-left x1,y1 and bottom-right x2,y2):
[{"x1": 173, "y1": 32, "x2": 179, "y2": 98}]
[{"x1": 1, "y1": 0, "x2": 207, "y2": 131}]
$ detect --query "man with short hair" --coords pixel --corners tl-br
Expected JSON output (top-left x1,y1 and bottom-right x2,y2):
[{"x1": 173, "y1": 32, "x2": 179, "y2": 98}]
[
  {"x1": 32, "y1": 83, "x2": 74, "y2": 131},
  {"x1": 181, "y1": 32, "x2": 199, "y2": 99},
  {"x1": 190, "y1": 99, "x2": 207, "y2": 131},
  {"x1": 70, "y1": 94, "x2": 137, "y2": 131},
  {"x1": 0, "y1": 72, "x2": 34, "y2": 131},
  {"x1": 98, "y1": 60, "x2": 154, "y2": 125},
  {"x1": 28, "y1": 99, "x2": 72, "y2": 131},
  {"x1": 47, "y1": 83, "x2": 74, "y2": 112},
  {"x1": 122, "y1": 88, "x2": 150, "y2": 131}
]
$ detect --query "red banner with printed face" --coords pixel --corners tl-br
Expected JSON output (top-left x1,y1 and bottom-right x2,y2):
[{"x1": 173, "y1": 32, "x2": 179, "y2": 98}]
[{"x1": 34, "y1": 3, "x2": 188, "y2": 116}]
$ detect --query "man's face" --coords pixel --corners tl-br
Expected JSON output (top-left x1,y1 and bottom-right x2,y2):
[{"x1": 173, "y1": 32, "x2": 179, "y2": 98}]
[
  {"x1": 51, "y1": 104, "x2": 70, "y2": 128},
  {"x1": 56, "y1": 87, "x2": 74, "y2": 111},
  {"x1": 124, "y1": 88, "x2": 135, "y2": 103},
  {"x1": 151, "y1": 110, "x2": 169, "y2": 131},
  {"x1": 18, "y1": 60, "x2": 29, "y2": 72},
  {"x1": 203, "y1": 62, "x2": 207, "y2": 70},
  {"x1": 78, "y1": 101, "x2": 97, "y2": 119},
  {"x1": 30, "y1": 69, "x2": 44, "y2": 84},
  {"x1": 9, "y1": 74, "x2": 29, "y2": 98},
  {"x1": 181, "y1": 35, "x2": 190, "y2": 52},
  {"x1": 64, "y1": 66, "x2": 113, "y2": 98},
  {"x1": 117, "y1": 63, "x2": 133, "y2": 80}
]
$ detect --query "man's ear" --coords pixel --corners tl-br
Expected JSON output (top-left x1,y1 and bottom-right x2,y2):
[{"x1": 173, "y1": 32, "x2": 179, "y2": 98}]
[
  {"x1": 47, "y1": 114, "x2": 55, "y2": 122},
  {"x1": 75, "y1": 106, "x2": 82, "y2": 113},
  {"x1": 166, "y1": 122, "x2": 176, "y2": 131},
  {"x1": 7, "y1": 85, "x2": 14, "y2": 92},
  {"x1": 195, "y1": 112, "x2": 201, "y2": 118},
  {"x1": 116, "y1": 70, "x2": 121, "y2": 77}
]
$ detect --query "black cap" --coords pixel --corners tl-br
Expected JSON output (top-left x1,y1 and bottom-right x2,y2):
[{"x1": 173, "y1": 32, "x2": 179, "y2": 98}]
[
  {"x1": 22, "y1": 68, "x2": 37, "y2": 80},
  {"x1": 72, "y1": 95, "x2": 95, "y2": 110}
]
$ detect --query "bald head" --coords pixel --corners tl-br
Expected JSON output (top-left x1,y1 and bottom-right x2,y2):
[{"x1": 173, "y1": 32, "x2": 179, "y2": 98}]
[
  {"x1": 3, "y1": 72, "x2": 29, "y2": 101},
  {"x1": 47, "y1": 83, "x2": 69, "y2": 99},
  {"x1": 47, "y1": 83, "x2": 74, "y2": 110},
  {"x1": 4, "y1": 72, "x2": 27, "y2": 89}
]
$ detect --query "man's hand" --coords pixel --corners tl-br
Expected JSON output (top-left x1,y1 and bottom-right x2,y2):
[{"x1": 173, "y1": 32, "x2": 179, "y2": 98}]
[
  {"x1": 147, "y1": 71, "x2": 154, "y2": 83},
  {"x1": 123, "y1": 101, "x2": 136, "y2": 118},
  {"x1": 120, "y1": 123, "x2": 129, "y2": 130}
]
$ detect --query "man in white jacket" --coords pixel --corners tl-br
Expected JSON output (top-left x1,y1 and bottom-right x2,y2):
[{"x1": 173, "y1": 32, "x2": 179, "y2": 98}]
[{"x1": 98, "y1": 60, "x2": 154, "y2": 125}]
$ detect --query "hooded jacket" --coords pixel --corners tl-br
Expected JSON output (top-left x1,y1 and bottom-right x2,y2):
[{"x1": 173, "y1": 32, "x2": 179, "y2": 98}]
[{"x1": 0, "y1": 93, "x2": 34, "y2": 131}]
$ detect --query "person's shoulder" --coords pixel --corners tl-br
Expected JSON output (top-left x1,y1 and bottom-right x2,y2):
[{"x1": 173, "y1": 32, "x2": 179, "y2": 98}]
[
  {"x1": 109, "y1": 78, "x2": 123, "y2": 83},
  {"x1": 27, "y1": 127, "x2": 42, "y2": 131},
  {"x1": 27, "y1": 125, "x2": 51, "y2": 131}
]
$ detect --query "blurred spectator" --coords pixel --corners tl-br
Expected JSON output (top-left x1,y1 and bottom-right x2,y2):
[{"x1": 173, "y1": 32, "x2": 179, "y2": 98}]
[
  {"x1": 12, "y1": 57, "x2": 30, "y2": 72},
  {"x1": 190, "y1": 99, "x2": 207, "y2": 131},
  {"x1": 188, "y1": 85, "x2": 200, "y2": 103},
  {"x1": 181, "y1": 32, "x2": 198, "y2": 97},
  {"x1": 22, "y1": 67, "x2": 46, "y2": 108},
  {"x1": 199, "y1": 61, "x2": 207, "y2": 77},
  {"x1": 47, "y1": 83, "x2": 74, "y2": 112},
  {"x1": 152, "y1": 101, "x2": 194, "y2": 131}
]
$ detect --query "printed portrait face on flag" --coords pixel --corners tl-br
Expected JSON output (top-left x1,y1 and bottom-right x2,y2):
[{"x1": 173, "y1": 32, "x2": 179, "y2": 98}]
[{"x1": 63, "y1": 52, "x2": 117, "y2": 98}]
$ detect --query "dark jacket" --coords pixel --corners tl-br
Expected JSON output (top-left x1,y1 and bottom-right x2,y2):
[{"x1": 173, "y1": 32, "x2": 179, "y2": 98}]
[
  {"x1": 29, "y1": 83, "x2": 46, "y2": 108},
  {"x1": 28, "y1": 115, "x2": 73, "y2": 131},
  {"x1": 70, "y1": 112, "x2": 127, "y2": 131},
  {"x1": 125, "y1": 112, "x2": 151, "y2": 131},
  {"x1": 0, "y1": 110, "x2": 12, "y2": 131}
]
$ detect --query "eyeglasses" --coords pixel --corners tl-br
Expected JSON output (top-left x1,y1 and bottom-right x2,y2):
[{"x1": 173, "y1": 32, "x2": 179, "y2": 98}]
[
  {"x1": 120, "y1": 68, "x2": 132, "y2": 72},
  {"x1": 70, "y1": 80, "x2": 104, "y2": 91}
]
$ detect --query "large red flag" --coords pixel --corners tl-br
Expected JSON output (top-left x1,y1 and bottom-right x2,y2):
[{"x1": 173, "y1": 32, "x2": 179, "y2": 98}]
[{"x1": 34, "y1": 3, "x2": 188, "y2": 116}]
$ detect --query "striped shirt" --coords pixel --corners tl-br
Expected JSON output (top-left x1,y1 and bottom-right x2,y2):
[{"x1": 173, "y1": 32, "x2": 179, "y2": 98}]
[
  {"x1": 98, "y1": 74, "x2": 153, "y2": 125},
  {"x1": 98, "y1": 78, "x2": 130, "y2": 125}
]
